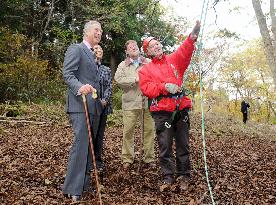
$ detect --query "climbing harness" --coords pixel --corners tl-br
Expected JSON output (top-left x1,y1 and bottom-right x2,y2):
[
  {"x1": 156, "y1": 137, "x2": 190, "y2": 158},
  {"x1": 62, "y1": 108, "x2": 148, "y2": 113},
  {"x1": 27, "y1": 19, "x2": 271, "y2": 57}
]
[{"x1": 151, "y1": 91, "x2": 189, "y2": 134}]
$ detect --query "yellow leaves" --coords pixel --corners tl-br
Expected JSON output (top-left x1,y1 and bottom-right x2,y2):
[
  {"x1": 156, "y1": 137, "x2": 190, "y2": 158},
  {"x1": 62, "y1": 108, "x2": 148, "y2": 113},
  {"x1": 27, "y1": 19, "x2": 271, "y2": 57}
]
[
  {"x1": 0, "y1": 27, "x2": 26, "y2": 58},
  {"x1": 188, "y1": 71, "x2": 198, "y2": 82},
  {"x1": 184, "y1": 71, "x2": 201, "y2": 94},
  {"x1": 15, "y1": 56, "x2": 48, "y2": 74},
  {"x1": 44, "y1": 178, "x2": 52, "y2": 185},
  {"x1": 0, "y1": 47, "x2": 52, "y2": 101},
  {"x1": 3, "y1": 56, "x2": 48, "y2": 82},
  {"x1": 219, "y1": 39, "x2": 273, "y2": 96},
  {"x1": 176, "y1": 34, "x2": 188, "y2": 44},
  {"x1": 11, "y1": 33, "x2": 25, "y2": 52}
]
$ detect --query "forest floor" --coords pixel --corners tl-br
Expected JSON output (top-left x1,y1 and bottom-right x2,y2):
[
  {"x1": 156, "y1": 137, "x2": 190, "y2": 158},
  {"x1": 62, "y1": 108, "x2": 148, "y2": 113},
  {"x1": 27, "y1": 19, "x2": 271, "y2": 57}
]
[{"x1": 0, "y1": 104, "x2": 275, "y2": 205}]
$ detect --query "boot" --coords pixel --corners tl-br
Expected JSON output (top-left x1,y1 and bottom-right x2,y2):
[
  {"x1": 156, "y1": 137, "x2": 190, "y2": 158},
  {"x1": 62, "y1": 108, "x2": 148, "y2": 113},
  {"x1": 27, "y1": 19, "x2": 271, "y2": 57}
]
[
  {"x1": 176, "y1": 175, "x2": 190, "y2": 191},
  {"x1": 160, "y1": 175, "x2": 174, "y2": 192}
]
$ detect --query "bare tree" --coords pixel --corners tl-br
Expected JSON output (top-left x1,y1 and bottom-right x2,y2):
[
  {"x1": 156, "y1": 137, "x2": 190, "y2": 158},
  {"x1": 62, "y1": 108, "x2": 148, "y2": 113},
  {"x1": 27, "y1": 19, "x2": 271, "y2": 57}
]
[
  {"x1": 252, "y1": 0, "x2": 276, "y2": 87},
  {"x1": 213, "y1": 0, "x2": 276, "y2": 87}
]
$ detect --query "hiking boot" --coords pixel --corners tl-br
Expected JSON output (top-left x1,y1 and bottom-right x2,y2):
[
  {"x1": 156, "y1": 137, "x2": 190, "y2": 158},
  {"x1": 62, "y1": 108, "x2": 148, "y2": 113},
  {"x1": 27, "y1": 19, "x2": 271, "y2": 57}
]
[
  {"x1": 176, "y1": 175, "x2": 190, "y2": 191},
  {"x1": 160, "y1": 182, "x2": 172, "y2": 192},
  {"x1": 160, "y1": 175, "x2": 174, "y2": 192}
]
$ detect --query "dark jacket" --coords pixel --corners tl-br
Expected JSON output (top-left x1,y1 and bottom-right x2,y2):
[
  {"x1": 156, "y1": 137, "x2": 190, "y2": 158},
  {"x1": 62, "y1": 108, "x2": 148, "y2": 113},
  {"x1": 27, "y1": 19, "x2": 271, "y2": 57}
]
[
  {"x1": 98, "y1": 64, "x2": 113, "y2": 115},
  {"x1": 241, "y1": 101, "x2": 250, "y2": 113}
]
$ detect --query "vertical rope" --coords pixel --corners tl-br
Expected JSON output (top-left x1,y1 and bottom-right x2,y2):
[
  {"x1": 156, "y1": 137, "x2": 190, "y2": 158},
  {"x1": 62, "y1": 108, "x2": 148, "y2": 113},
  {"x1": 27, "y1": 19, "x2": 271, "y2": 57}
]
[
  {"x1": 182, "y1": 0, "x2": 216, "y2": 204},
  {"x1": 197, "y1": 0, "x2": 216, "y2": 204}
]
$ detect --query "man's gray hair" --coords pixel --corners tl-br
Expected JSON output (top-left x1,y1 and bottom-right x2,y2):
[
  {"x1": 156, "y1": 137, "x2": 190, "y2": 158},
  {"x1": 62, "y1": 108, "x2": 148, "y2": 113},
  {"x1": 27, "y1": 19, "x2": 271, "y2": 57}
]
[{"x1": 83, "y1": 20, "x2": 101, "y2": 36}]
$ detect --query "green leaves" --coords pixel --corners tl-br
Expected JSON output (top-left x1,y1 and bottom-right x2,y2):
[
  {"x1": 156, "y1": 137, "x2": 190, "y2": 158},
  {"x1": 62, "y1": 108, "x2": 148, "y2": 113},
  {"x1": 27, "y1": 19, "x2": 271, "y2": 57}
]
[
  {"x1": 0, "y1": 0, "x2": 187, "y2": 103},
  {"x1": 0, "y1": 27, "x2": 65, "y2": 103}
]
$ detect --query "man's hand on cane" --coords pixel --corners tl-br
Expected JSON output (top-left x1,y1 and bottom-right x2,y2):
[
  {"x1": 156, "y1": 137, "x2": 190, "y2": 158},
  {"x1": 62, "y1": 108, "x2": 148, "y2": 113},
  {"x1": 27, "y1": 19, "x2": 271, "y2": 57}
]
[{"x1": 79, "y1": 84, "x2": 97, "y2": 95}]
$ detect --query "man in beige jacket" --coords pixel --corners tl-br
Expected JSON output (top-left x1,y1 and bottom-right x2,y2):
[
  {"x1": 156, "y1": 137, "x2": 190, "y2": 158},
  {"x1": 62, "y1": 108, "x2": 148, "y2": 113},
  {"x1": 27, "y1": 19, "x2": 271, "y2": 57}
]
[{"x1": 114, "y1": 40, "x2": 155, "y2": 169}]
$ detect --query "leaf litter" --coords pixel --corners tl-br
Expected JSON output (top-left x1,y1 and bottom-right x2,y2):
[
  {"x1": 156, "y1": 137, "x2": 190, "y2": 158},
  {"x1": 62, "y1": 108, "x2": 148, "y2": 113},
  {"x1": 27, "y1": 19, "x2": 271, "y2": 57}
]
[{"x1": 0, "y1": 110, "x2": 275, "y2": 204}]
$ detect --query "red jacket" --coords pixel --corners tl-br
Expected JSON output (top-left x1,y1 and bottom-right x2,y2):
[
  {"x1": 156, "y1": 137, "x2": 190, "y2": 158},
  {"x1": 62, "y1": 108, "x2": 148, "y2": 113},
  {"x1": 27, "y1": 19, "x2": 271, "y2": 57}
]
[{"x1": 139, "y1": 36, "x2": 195, "y2": 112}]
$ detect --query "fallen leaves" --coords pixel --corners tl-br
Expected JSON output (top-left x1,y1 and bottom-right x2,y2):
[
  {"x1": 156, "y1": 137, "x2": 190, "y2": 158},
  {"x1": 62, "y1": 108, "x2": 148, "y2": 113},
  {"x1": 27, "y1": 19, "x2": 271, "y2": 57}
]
[{"x1": 0, "y1": 110, "x2": 275, "y2": 204}]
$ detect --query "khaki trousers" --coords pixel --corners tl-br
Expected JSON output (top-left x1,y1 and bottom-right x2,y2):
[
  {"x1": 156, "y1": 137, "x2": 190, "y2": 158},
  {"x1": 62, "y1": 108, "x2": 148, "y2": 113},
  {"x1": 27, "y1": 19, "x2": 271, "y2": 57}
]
[{"x1": 121, "y1": 109, "x2": 155, "y2": 163}]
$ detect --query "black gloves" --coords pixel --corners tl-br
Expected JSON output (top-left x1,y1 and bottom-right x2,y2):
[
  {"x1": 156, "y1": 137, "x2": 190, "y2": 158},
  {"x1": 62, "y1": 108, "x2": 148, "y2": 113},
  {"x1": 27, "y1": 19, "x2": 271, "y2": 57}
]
[{"x1": 191, "y1": 20, "x2": 201, "y2": 40}]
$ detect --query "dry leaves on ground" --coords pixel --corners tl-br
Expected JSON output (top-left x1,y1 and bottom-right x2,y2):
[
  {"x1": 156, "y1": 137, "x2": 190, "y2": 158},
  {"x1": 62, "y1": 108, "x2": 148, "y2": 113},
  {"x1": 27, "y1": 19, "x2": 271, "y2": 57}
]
[{"x1": 0, "y1": 111, "x2": 275, "y2": 204}]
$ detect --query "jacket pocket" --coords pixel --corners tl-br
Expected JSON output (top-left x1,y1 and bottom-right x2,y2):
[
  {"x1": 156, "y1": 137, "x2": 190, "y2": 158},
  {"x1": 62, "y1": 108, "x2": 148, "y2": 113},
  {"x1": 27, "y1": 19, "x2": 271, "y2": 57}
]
[{"x1": 122, "y1": 92, "x2": 135, "y2": 104}]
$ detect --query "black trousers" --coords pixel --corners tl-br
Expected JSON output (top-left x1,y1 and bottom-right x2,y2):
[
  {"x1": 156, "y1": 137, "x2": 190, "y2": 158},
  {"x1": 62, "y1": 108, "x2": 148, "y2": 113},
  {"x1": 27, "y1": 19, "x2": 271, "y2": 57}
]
[
  {"x1": 243, "y1": 112, "x2": 248, "y2": 124},
  {"x1": 151, "y1": 111, "x2": 191, "y2": 179},
  {"x1": 95, "y1": 112, "x2": 108, "y2": 169}
]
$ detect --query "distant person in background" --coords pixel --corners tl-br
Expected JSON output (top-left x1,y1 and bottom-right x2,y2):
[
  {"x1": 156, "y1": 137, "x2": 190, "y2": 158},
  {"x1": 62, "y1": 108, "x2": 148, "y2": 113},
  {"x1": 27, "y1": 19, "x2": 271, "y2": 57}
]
[{"x1": 241, "y1": 100, "x2": 250, "y2": 124}]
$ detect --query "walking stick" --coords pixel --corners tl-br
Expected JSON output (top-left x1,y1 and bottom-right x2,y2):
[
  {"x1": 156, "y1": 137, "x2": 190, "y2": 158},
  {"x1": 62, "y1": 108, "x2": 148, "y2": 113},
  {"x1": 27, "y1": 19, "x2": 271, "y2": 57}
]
[
  {"x1": 137, "y1": 96, "x2": 145, "y2": 173},
  {"x1": 82, "y1": 94, "x2": 103, "y2": 205}
]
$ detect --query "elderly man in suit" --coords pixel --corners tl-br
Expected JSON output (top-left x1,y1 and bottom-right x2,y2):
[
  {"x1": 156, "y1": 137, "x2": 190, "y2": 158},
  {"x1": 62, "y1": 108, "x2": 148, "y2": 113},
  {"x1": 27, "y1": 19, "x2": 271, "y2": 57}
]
[{"x1": 62, "y1": 20, "x2": 103, "y2": 201}]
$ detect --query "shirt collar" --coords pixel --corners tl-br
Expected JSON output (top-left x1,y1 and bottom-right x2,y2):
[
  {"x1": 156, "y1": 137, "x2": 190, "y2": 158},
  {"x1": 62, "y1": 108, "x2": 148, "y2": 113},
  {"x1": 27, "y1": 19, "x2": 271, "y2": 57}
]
[
  {"x1": 125, "y1": 56, "x2": 148, "y2": 66},
  {"x1": 83, "y1": 40, "x2": 92, "y2": 50}
]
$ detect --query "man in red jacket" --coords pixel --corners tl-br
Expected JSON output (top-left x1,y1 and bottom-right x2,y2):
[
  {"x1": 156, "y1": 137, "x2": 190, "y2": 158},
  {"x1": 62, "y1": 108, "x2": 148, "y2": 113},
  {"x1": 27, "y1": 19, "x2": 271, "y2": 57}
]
[{"x1": 139, "y1": 21, "x2": 200, "y2": 191}]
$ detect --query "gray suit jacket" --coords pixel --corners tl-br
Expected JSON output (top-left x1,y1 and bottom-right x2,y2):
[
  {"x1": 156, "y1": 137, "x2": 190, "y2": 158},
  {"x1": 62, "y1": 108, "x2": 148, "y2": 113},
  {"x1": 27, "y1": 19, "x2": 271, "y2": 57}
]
[{"x1": 63, "y1": 42, "x2": 103, "y2": 115}]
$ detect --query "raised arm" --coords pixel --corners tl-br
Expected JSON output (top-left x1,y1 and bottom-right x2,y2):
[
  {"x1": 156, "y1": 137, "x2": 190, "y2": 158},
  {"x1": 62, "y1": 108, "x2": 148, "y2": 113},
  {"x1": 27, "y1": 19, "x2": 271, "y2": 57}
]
[{"x1": 168, "y1": 21, "x2": 201, "y2": 77}]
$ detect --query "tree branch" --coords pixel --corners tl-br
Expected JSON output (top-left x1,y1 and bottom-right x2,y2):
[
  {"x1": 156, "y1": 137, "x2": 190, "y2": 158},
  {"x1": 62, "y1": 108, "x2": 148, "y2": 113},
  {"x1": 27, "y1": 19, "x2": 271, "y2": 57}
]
[
  {"x1": 38, "y1": 0, "x2": 57, "y2": 44},
  {"x1": 252, "y1": 0, "x2": 276, "y2": 86},
  {"x1": 270, "y1": 0, "x2": 276, "y2": 46}
]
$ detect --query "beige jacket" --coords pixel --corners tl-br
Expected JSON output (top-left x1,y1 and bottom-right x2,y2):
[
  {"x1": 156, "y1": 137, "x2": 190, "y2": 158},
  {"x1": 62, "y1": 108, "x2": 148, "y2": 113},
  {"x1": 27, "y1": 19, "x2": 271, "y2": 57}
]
[{"x1": 115, "y1": 57, "x2": 150, "y2": 110}]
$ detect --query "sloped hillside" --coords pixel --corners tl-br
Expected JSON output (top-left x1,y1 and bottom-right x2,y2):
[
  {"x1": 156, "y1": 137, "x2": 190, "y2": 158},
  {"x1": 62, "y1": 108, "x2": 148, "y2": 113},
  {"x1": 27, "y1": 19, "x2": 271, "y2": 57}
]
[{"x1": 0, "y1": 105, "x2": 275, "y2": 204}]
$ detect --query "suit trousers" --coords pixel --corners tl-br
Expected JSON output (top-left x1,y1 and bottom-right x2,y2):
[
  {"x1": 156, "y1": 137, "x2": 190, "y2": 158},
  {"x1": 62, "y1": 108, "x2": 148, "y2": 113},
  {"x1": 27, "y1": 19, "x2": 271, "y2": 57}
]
[
  {"x1": 121, "y1": 109, "x2": 155, "y2": 163},
  {"x1": 151, "y1": 111, "x2": 191, "y2": 179},
  {"x1": 62, "y1": 112, "x2": 100, "y2": 196}
]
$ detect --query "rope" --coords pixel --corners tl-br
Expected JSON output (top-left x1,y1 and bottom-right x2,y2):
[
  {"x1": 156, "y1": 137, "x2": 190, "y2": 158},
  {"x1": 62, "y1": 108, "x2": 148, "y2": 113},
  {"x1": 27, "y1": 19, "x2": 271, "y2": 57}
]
[{"x1": 182, "y1": 0, "x2": 216, "y2": 204}]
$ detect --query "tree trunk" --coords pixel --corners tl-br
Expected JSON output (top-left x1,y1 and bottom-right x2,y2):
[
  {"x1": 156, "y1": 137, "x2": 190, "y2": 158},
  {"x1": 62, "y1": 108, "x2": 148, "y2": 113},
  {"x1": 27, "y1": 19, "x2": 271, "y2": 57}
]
[
  {"x1": 268, "y1": 100, "x2": 276, "y2": 116},
  {"x1": 109, "y1": 53, "x2": 117, "y2": 78},
  {"x1": 235, "y1": 88, "x2": 238, "y2": 109},
  {"x1": 252, "y1": 0, "x2": 276, "y2": 86},
  {"x1": 38, "y1": 0, "x2": 55, "y2": 44},
  {"x1": 192, "y1": 92, "x2": 196, "y2": 111},
  {"x1": 270, "y1": 0, "x2": 276, "y2": 43},
  {"x1": 267, "y1": 101, "x2": 270, "y2": 122}
]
